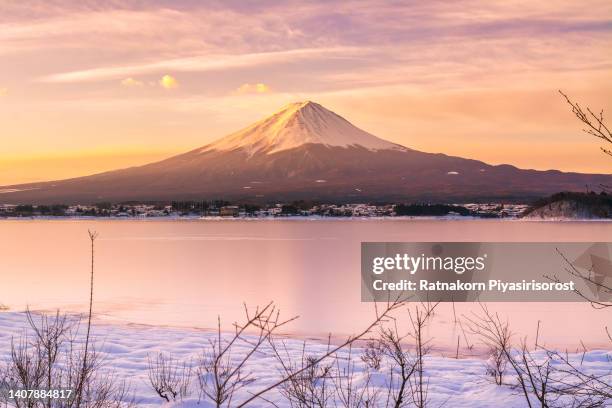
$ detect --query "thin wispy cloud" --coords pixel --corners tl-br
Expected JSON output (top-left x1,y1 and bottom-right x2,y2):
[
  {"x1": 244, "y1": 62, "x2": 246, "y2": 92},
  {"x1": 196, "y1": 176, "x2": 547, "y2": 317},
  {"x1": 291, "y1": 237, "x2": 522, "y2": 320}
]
[{"x1": 39, "y1": 47, "x2": 367, "y2": 83}]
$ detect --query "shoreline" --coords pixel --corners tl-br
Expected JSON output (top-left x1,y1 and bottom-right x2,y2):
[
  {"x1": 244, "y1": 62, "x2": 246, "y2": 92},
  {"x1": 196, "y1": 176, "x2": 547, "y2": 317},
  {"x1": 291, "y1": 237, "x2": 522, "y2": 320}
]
[
  {"x1": 1, "y1": 215, "x2": 611, "y2": 222},
  {"x1": 4, "y1": 301, "x2": 611, "y2": 352},
  {"x1": 2, "y1": 310, "x2": 610, "y2": 357}
]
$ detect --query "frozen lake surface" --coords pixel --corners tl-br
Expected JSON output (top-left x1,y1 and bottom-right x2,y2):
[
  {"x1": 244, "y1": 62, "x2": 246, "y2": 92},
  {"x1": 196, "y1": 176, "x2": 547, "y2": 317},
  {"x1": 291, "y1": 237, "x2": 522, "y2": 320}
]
[{"x1": 0, "y1": 219, "x2": 611, "y2": 349}]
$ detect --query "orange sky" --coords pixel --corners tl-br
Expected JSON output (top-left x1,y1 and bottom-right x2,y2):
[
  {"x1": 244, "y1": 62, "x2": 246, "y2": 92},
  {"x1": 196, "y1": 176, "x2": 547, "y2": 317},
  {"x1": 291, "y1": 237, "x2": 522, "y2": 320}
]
[{"x1": 1, "y1": 0, "x2": 611, "y2": 185}]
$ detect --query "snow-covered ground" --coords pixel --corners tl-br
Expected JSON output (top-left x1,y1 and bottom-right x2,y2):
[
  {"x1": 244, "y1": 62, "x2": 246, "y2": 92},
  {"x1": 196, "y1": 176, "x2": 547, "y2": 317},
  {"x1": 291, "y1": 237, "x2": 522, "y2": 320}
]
[{"x1": 0, "y1": 311, "x2": 610, "y2": 407}]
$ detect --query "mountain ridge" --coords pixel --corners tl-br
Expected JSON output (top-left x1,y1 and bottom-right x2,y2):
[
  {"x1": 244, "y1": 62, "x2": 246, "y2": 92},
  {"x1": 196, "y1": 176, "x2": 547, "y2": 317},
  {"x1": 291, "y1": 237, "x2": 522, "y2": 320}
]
[{"x1": 1, "y1": 101, "x2": 611, "y2": 204}]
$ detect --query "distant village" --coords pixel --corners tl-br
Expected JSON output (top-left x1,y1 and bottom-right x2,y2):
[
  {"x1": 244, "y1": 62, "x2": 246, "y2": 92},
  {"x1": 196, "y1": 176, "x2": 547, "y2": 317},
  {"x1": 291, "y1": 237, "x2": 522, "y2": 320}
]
[{"x1": 0, "y1": 201, "x2": 530, "y2": 219}]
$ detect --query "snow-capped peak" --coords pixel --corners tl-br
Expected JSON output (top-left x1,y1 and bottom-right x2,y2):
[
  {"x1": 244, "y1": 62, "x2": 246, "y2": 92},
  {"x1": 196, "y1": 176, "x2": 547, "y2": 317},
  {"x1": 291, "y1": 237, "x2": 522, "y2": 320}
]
[{"x1": 200, "y1": 101, "x2": 405, "y2": 155}]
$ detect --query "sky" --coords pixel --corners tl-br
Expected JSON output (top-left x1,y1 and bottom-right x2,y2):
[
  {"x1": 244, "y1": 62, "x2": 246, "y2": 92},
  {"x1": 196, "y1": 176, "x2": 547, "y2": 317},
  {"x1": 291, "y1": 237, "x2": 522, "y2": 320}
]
[{"x1": 1, "y1": 0, "x2": 611, "y2": 185}]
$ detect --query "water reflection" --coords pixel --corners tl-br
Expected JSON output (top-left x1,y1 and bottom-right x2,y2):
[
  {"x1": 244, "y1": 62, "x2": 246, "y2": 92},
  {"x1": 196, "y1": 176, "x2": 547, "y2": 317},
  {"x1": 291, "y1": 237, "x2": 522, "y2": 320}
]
[{"x1": 0, "y1": 219, "x2": 610, "y2": 349}]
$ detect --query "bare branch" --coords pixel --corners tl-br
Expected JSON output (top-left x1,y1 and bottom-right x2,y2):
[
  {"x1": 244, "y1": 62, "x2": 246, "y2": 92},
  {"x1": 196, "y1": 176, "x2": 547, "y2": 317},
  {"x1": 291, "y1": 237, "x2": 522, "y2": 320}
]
[
  {"x1": 234, "y1": 297, "x2": 406, "y2": 407},
  {"x1": 559, "y1": 90, "x2": 612, "y2": 160}
]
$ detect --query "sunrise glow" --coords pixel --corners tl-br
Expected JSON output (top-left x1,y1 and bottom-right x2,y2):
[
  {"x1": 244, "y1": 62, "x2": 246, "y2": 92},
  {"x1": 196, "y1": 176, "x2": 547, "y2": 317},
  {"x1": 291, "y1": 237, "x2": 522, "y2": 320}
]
[{"x1": 1, "y1": 0, "x2": 611, "y2": 185}]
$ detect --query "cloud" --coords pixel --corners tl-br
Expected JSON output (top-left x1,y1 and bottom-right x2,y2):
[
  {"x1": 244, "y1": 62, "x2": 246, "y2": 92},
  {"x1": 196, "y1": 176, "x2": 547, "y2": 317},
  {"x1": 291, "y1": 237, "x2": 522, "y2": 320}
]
[
  {"x1": 159, "y1": 74, "x2": 179, "y2": 89},
  {"x1": 120, "y1": 78, "x2": 143, "y2": 87},
  {"x1": 0, "y1": 88, "x2": 7, "y2": 96},
  {"x1": 235, "y1": 83, "x2": 271, "y2": 94},
  {"x1": 39, "y1": 47, "x2": 365, "y2": 83},
  {"x1": 6, "y1": 1, "x2": 612, "y2": 90}
]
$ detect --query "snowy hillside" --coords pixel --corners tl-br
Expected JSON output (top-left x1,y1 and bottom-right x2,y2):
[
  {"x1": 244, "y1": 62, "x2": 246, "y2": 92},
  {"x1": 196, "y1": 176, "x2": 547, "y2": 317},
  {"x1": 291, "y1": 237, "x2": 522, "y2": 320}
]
[{"x1": 200, "y1": 101, "x2": 405, "y2": 155}]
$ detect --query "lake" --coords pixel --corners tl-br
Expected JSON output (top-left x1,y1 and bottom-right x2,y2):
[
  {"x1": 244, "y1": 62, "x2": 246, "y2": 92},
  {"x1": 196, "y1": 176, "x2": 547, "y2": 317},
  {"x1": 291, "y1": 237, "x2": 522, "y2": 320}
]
[{"x1": 0, "y1": 219, "x2": 611, "y2": 351}]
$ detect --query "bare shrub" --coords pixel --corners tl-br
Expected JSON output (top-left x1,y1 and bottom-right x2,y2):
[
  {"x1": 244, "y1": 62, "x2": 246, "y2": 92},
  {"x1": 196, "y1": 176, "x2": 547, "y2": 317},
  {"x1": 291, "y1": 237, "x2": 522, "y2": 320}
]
[
  {"x1": 195, "y1": 302, "x2": 297, "y2": 407},
  {"x1": 373, "y1": 324, "x2": 415, "y2": 408},
  {"x1": 484, "y1": 344, "x2": 508, "y2": 386},
  {"x1": 360, "y1": 302, "x2": 438, "y2": 408},
  {"x1": 360, "y1": 340, "x2": 383, "y2": 372},
  {"x1": 466, "y1": 304, "x2": 612, "y2": 407},
  {"x1": 191, "y1": 297, "x2": 404, "y2": 407},
  {"x1": 73, "y1": 231, "x2": 98, "y2": 408},
  {"x1": 541, "y1": 348, "x2": 611, "y2": 406},
  {"x1": 406, "y1": 302, "x2": 437, "y2": 408},
  {"x1": 546, "y1": 249, "x2": 611, "y2": 309},
  {"x1": 147, "y1": 353, "x2": 192, "y2": 402},
  {"x1": 273, "y1": 342, "x2": 334, "y2": 408},
  {"x1": 233, "y1": 297, "x2": 405, "y2": 407},
  {"x1": 0, "y1": 310, "x2": 135, "y2": 408},
  {"x1": 333, "y1": 345, "x2": 379, "y2": 408},
  {"x1": 514, "y1": 342, "x2": 557, "y2": 407},
  {"x1": 0, "y1": 231, "x2": 135, "y2": 408},
  {"x1": 464, "y1": 306, "x2": 511, "y2": 386},
  {"x1": 465, "y1": 305, "x2": 549, "y2": 406}
]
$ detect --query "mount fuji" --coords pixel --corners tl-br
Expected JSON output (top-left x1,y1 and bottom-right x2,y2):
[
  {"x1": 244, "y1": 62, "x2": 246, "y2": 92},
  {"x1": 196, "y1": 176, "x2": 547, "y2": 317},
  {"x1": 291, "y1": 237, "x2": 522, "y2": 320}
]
[{"x1": 2, "y1": 101, "x2": 611, "y2": 204}]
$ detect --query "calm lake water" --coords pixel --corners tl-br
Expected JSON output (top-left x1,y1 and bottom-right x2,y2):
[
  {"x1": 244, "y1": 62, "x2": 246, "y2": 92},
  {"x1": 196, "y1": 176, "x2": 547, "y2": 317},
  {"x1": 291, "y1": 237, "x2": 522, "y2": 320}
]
[{"x1": 1, "y1": 219, "x2": 611, "y2": 350}]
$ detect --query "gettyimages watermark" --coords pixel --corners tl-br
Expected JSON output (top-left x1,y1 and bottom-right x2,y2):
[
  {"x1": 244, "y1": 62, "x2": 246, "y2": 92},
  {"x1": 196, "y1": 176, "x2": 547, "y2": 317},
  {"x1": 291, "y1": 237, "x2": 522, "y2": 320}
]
[{"x1": 361, "y1": 242, "x2": 612, "y2": 302}]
